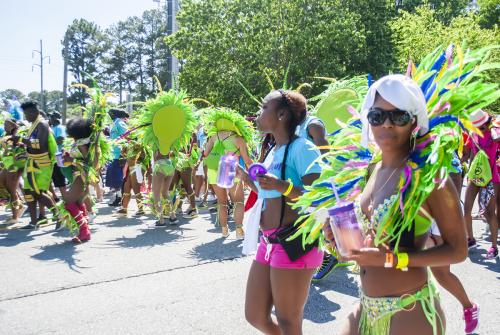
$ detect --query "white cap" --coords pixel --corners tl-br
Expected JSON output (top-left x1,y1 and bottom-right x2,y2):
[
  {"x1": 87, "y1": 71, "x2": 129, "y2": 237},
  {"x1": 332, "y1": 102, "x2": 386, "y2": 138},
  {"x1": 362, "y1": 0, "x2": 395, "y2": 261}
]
[{"x1": 361, "y1": 74, "x2": 428, "y2": 147}]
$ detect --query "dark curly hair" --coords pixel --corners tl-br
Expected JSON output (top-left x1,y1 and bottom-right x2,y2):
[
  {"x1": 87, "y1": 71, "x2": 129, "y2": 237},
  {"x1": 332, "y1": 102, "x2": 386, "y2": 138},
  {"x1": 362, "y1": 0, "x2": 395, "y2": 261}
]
[
  {"x1": 20, "y1": 101, "x2": 39, "y2": 112},
  {"x1": 109, "y1": 108, "x2": 129, "y2": 119},
  {"x1": 66, "y1": 117, "x2": 92, "y2": 140}
]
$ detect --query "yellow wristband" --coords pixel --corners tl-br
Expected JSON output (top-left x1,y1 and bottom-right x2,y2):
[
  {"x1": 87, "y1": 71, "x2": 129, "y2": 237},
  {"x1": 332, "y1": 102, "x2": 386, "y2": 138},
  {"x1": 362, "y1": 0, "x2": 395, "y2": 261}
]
[
  {"x1": 396, "y1": 252, "x2": 409, "y2": 271},
  {"x1": 282, "y1": 178, "x2": 294, "y2": 197}
]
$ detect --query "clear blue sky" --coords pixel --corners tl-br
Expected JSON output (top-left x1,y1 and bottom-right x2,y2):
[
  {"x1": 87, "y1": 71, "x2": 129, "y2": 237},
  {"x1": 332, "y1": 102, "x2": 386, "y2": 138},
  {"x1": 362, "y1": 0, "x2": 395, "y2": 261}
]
[{"x1": 0, "y1": 0, "x2": 160, "y2": 95}]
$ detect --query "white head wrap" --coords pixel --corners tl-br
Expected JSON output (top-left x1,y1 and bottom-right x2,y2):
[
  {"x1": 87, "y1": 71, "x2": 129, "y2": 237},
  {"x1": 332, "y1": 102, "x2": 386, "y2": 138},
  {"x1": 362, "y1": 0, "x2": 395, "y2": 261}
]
[{"x1": 361, "y1": 74, "x2": 428, "y2": 147}]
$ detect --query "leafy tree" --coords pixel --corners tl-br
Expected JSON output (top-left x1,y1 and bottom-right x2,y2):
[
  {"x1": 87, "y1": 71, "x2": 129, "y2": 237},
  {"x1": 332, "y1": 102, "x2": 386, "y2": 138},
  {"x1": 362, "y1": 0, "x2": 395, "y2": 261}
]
[
  {"x1": 26, "y1": 90, "x2": 64, "y2": 114},
  {"x1": 391, "y1": 5, "x2": 500, "y2": 111},
  {"x1": 395, "y1": 0, "x2": 470, "y2": 23},
  {"x1": 141, "y1": 9, "x2": 169, "y2": 94},
  {"x1": 0, "y1": 89, "x2": 25, "y2": 102},
  {"x1": 62, "y1": 19, "x2": 108, "y2": 106},
  {"x1": 167, "y1": 0, "x2": 396, "y2": 114},
  {"x1": 477, "y1": 0, "x2": 500, "y2": 29},
  {"x1": 391, "y1": 6, "x2": 499, "y2": 66},
  {"x1": 345, "y1": 0, "x2": 398, "y2": 77},
  {"x1": 102, "y1": 21, "x2": 131, "y2": 103},
  {"x1": 0, "y1": 89, "x2": 25, "y2": 113}
]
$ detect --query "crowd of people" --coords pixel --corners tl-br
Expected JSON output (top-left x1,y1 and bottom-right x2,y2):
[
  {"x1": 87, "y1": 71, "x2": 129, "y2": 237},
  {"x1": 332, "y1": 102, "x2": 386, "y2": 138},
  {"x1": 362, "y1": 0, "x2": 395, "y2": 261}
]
[{"x1": 0, "y1": 45, "x2": 499, "y2": 335}]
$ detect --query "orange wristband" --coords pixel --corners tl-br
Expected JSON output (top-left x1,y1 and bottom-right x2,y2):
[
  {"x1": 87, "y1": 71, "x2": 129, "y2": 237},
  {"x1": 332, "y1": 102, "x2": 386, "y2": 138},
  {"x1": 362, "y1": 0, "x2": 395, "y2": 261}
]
[{"x1": 384, "y1": 253, "x2": 394, "y2": 268}]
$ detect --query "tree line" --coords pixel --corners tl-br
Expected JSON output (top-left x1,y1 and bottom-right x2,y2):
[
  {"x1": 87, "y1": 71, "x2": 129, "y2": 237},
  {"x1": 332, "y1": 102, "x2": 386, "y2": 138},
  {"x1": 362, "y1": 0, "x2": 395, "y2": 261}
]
[{"x1": 2, "y1": 0, "x2": 498, "y2": 116}]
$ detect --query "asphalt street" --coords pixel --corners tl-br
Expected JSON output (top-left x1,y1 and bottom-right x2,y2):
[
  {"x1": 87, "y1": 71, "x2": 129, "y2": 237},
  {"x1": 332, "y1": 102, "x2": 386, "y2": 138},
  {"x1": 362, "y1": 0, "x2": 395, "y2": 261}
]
[{"x1": 0, "y1": 198, "x2": 498, "y2": 335}]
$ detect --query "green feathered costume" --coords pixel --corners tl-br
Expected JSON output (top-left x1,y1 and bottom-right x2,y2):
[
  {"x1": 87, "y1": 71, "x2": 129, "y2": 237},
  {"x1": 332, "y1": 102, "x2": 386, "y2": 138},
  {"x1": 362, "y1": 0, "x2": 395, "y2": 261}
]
[
  {"x1": 201, "y1": 107, "x2": 255, "y2": 184},
  {"x1": 56, "y1": 82, "x2": 113, "y2": 233},
  {"x1": 136, "y1": 90, "x2": 197, "y2": 157}
]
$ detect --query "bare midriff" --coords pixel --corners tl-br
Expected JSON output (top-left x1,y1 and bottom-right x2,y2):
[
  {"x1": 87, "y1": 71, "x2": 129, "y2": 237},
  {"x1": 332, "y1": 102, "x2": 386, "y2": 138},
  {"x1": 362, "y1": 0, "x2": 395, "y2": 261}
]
[{"x1": 360, "y1": 234, "x2": 429, "y2": 297}]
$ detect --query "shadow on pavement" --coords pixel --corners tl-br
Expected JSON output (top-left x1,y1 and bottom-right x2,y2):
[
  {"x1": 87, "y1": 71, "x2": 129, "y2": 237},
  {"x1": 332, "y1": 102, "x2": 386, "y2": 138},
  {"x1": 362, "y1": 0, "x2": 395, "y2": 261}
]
[
  {"x1": 107, "y1": 226, "x2": 185, "y2": 249},
  {"x1": 187, "y1": 237, "x2": 243, "y2": 262},
  {"x1": 31, "y1": 241, "x2": 85, "y2": 272},
  {"x1": 468, "y1": 247, "x2": 499, "y2": 273},
  {"x1": 0, "y1": 229, "x2": 51, "y2": 247},
  {"x1": 316, "y1": 267, "x2": 360, "y2": 297},
  {"x1": 303, "y1": 267, "x2": 359, "y2": 323},
  {"x1": 98, "y1": 214, "x2": 145, "y2": 227},
  {"x1": 304, "y1": 285, "x2": 341, "y2": 324}
]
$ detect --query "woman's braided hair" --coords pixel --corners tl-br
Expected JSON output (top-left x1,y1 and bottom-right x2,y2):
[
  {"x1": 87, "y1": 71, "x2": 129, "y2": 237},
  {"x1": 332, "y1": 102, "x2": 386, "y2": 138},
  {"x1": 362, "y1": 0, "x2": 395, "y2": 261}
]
[{"x1": 277, "y1": 90, "x2": 307, "y2": 140}]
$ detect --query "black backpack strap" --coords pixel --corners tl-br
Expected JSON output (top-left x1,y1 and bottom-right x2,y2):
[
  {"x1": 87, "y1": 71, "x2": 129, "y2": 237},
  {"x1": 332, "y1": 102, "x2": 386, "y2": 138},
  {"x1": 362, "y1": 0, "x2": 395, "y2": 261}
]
[{"x1": 277, "y1": 137, "x2": 297, "y2": 231}]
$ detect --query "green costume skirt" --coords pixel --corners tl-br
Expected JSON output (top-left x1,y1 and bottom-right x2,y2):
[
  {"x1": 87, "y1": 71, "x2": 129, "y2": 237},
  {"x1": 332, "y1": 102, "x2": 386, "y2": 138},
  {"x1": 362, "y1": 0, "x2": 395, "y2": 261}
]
[
  {"x1": 154, "y1": 159, "x2": 174, "y2": 177},
  {"x1": 359, "y1": 281, "x2": 442, "y2": 335},
  {"x1": 23, "y1": 154, "x2": 54, "y2": 194}
]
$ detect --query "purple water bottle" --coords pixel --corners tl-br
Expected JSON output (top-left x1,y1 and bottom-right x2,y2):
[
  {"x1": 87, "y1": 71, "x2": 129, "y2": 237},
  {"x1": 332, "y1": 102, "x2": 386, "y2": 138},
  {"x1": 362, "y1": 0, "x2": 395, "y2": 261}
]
[
  {"x1": 248, "y1": 163, "x2": 267, "y2": 181},
  {"x1": 217, "y1": 154, "x2": 238, "y2": 188},
  {"x1": 328, "y1": 202, "x2": 364, "y2": 257}
]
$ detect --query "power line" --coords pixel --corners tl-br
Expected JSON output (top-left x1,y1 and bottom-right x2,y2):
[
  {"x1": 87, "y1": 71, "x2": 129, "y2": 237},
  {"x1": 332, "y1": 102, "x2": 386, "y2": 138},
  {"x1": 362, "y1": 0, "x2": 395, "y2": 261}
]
[{"x1": 32, "y1": 39, "x2": 51, "y2": 112}]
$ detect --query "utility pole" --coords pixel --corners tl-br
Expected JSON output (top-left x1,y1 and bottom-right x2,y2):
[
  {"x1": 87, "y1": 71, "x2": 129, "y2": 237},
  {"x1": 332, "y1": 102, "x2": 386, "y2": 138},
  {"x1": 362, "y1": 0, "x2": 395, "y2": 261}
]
[
  {"x1": 153, "y1": 0, "x2": 178, "y2": 90},
  {"x1": 32, "y1": 39, "x2": 50, "y2": 113},
  {"x1": 62, "y1": 35, "x2": 69, "y2": 125},
  {"x1": 166, "y1": 0, "x2": 179, "y2": 90}
]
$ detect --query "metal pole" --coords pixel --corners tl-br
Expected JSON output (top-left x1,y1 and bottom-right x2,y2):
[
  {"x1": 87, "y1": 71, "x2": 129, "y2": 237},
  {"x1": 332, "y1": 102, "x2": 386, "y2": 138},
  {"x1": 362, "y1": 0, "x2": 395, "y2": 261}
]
[
  {"x1": 40, "y1": 39, "x2": 44, "y2": 112},
  {"x1": 62, "y1": 35, "x2": 68, "y2": 125},
  {"x1": 32, "y1": 40, "x2": 50, "y2": 113},
  {"x1": 166, "y1": 0, "x2": 178, "y2": 90},
  {"x1": 172, "y1": 0, "x2": 179, "y2": 87},
  {"x1": 166, "y1": 0, "x2": 173, "y2": 90}
]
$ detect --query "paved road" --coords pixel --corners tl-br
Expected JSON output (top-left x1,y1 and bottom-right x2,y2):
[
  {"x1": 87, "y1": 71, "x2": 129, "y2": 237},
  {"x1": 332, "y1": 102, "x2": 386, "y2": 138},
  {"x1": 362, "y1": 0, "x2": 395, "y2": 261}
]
[{"x1": 0, "y1": 198, "x2": 498, "y2": 334}]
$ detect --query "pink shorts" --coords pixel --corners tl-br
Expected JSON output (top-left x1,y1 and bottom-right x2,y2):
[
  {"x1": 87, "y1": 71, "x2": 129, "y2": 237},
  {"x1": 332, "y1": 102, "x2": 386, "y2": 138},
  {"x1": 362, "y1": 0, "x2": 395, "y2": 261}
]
[{"x1": 255, "y1": 229, "x2": 324, "y2": 269}]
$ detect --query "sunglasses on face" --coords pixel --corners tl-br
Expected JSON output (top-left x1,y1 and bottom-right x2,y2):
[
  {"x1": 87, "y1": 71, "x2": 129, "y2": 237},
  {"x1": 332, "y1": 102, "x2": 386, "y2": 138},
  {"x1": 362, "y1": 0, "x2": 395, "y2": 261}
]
[{"x1": 367, "y1": 107, "x2": 414, "y2": 127}]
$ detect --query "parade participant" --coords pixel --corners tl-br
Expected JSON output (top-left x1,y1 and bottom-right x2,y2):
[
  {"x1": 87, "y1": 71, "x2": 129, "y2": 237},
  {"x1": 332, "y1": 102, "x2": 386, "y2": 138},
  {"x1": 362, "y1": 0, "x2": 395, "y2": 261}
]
[
  {"x1": 423, "y1": 124, "x2": 479, "y2": 333},
  {"x1": 203, "y1": 107, "x2": 254, "y2": 238},
  {"x1": 428, "y1": 223, "x2": 478, "y2": 333},
  {"x1": 4, "y1": 98, "x2": 24, "y2": 121},
  {"x1": 171, "y1": 135, "x2": 200, "y2": 218},
  {"x1": 0, "y1": 118, "x2": 26, "y2": 224},
  {"x1": 60, "y1": 118, "x2": 94, "y2": 242},
  {"x1": 462, "y1": 109, "x2": 499, "y2": 259},
  {"x1": 106, "y1": 108, "x2": 128, "y2": 206},
  {"x1": 56, "y1": 85, "x2": 110, "y2": 242},
  {"x1": 194, "y1": 125, "x2": 208, "y2": 205},
  {"x1": 116, "y1": 133, "x2": 151, "y2": 217},
  {"x1": 134, "y1": 90, "x2": 197, "y2": 227},
  {"x1": 48, "y1": 112, "x2": 68, "y2": 199},
  {"x1": 153, "y1": 150, "x2": 177, "y2": 225},
  {"x1": 239, "y1": 90, "x2": 322, "y2": 334},
  {"x1": 19, "y1": 101, "x2": 59, "y2": 230},
  {"x1": 293, "y1": 45, "x2": 498, "y2": 335}
]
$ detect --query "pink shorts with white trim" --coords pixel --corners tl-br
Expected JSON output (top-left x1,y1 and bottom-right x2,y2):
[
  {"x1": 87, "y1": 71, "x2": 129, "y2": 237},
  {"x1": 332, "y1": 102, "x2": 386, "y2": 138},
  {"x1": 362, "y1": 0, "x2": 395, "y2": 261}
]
[{"x1": 254, "y1": 229, "x2": 324, "y2": 269}]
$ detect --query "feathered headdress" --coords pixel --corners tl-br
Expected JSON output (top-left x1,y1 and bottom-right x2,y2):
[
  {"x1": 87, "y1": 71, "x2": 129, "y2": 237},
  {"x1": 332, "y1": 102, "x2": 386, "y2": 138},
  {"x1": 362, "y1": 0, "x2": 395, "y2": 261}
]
[
  {"x1": 135, "y1": 90, "x2": 197, "y2": 155},
  {"x1": 293, "y1": 44, "x2": 500, "y2": 252}
]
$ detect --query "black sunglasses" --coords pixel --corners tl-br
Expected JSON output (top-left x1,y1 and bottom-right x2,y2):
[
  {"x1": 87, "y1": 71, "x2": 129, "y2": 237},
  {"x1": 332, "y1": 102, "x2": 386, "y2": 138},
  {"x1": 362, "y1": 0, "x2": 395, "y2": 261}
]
[{"x1": 367, "y1": 107, "x2": 414, "y2": 127}]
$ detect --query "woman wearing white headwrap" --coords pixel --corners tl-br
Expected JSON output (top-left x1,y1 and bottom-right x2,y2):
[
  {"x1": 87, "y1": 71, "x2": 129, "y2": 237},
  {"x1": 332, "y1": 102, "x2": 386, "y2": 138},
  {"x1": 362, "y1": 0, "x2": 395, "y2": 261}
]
[
  {"x1": 293, "y1": 45, "x2": 498, "y2": 335},
  {"x1": 333, "y1": 74, "x2": 467, "y2": 335}
]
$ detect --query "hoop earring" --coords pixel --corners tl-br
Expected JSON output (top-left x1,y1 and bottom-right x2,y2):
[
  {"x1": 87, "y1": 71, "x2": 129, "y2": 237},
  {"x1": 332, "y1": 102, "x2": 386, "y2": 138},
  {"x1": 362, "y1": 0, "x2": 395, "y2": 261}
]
[
  {"x1": 410, "y1": 136, "x2": 416, "y2": 152},
  {"x1": 410, "y1": 127, "x2": 419, "y2": 152}
]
